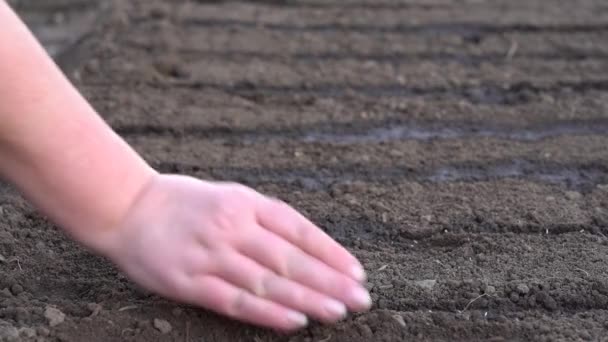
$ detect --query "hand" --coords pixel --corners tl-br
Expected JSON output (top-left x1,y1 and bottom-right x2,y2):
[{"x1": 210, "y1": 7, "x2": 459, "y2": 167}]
[{"x1": 98, "y1": 174, "x2": 371, "y2": 331}]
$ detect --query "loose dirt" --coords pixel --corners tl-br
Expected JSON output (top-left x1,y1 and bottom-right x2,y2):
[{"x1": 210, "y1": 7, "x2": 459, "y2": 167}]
[{"x1": 2, "y1": 0, "x2": 608, "y2": 341}]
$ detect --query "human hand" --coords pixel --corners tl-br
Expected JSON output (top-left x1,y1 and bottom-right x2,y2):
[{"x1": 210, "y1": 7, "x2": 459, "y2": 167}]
[{"x1": 98, "y1": 174, "x2": 371, "y2": 331}]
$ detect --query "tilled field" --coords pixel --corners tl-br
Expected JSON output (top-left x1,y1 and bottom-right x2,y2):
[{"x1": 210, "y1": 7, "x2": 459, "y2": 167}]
[{"x1": 2, "y1": 0, "x2": 608, "y2": 341}]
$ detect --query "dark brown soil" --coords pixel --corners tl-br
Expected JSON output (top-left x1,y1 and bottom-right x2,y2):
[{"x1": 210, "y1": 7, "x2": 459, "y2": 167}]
[{"x1": 2, "y1": 0, "x2": 608, "y2": 341}]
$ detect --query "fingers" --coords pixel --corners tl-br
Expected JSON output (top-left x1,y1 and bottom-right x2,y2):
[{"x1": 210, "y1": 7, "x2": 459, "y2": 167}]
[
  {"x1": 211, "y1": 250, "x2": 348, "y2": 323},
  {"x1": 256, "y1": 197, "x2": 366, "y2": 282},
  {"x1": 185, "y1": 275, "x2": 308, "y2": 331},
  {"x1": 236, "y1": 227, "x2": 372, "y2": 312}
]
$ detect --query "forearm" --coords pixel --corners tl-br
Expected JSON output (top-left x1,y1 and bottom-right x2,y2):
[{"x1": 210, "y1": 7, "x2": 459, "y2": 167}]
[{"x1": 0, "y1": 2, "x2": 155, "y2": 250}]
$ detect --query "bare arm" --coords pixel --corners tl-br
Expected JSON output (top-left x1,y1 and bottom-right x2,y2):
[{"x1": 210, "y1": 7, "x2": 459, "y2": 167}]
[
  {"x1": 0, "y1": 1, "x2": 154, "y2": 249},
  {"x1": 0, "y1": 1, "x2": 370, "y2": 331}
]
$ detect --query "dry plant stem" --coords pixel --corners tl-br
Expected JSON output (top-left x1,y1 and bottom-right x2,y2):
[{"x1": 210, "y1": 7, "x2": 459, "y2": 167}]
[{"x1": 460, "y1": 294, "x2": 488, "y2": 312}]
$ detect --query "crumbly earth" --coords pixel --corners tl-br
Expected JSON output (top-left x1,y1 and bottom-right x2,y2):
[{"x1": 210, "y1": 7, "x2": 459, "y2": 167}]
[{"x1": 2, "y1": 0, "x2": 608, "y2": 341}]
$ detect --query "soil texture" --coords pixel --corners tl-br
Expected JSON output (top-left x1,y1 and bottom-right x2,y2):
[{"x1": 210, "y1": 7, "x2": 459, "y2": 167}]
[{"x1": 2, "y1": 0, "x2": 608, "y2": 341}]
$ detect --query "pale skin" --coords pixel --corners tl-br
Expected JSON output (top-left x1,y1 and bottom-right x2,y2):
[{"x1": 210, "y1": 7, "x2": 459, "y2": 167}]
[{"x1": 0, "y1": 1, "x2": 371, "y2": 332}]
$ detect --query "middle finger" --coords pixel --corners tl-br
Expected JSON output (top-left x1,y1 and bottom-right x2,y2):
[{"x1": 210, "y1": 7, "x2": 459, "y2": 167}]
[
  {"x1": 236, "y1": 227, "x2": 372, "y2": 312},
  {"x1": 211, "y1": 250, "x2": 348, "y2": 323}
]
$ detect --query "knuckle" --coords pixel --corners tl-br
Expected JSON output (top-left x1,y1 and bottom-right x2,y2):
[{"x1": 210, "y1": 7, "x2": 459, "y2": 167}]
[
  {"x1": 226, "y1": 289, "x2": 249, "y2": 318},
  {"x1": 269, "y1": 198, "x2": 290, "y2": 211},
  {"x1": 255, "y1": 272, "x2": 277, "y2": 298},
  {"x1": 333, "y1": 275, "x2": 355, "y2": 295},
  {"x1": 225, "y1": 183, "x2": 256, "y2": 200},
  {"x1": 294, "y1": 221, "x2": 311, "y2": 244},
  {"x1": 214, "y1": 194, "x2": 235, "y2": 212},
  {"x1": 211, "y1": 186, "x2": 258, "y2": 231},
  {"x1": 162, "y1": 272, "x2": 187, "y2": 294},
  {"x1": 212, "y1": 209, "x2": 236, "y2": 231},
  {"x1": 288, "y1": 285, "x2": 305, "y2": 307},
  {"x1": 211, "y1": 200, "x2": 240, "y2": 230},
  {"x1": 269, "y1": 251, "x2": 290, "y2": 278},
  {"x1": 182, "y1": 249, "x2": 211, "y2": 276}
]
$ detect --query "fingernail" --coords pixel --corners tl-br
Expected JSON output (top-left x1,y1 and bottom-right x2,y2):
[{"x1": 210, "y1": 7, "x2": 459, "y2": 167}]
[
  {"x1": 351, "y1": 264, "x2": 367, "y2": 282},
  {"x1": 324, "y1": 299, "x2": 347, "y2": 319},
  {"x1": 351, "y1": 287, "x2": 372, "y2": 310},
  {"x1": 287, "y1": 311, "x2": 308, "y2": 327}
]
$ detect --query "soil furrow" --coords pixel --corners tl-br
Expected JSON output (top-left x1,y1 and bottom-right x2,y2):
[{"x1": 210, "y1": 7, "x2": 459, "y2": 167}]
[
  {"x1": 144, "y1": 48, "x2": 608, "y2": 65},
  {"x1": 228, "y1": 1, "x2": 452, "y2": 10},
  {"x1": 155, "y1": 79, "x2": 608, "y2": 104},
  {"x1": 152, "y1": 159, "x2": 608, "y2": 192},
  {"x1": 177, "y1": 19, "x2": 608, "y2": 35},
  {"x1": 86, "y1": 84, "x2": 608, "y2": 128},
  {"x1": 114, "y1": 118, "x2": 608, "y2": 143}
]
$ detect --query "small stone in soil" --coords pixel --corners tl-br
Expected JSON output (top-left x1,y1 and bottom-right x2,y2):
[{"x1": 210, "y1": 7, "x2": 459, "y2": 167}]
[
  {"x1": 153, "y1": 318, "x2": 172, "y2": 334},
  {"x1": 19, "y1": 327, "x2": 36, "y2": 338},
  {"x1": 392, "y1": 314, "x2": 406, "y2": 327},
  {"x1": 44, "y1": 306, "x2": 66, "y2": 327},
  {"x1": 484, "y1": 285, "x2": 496, "y2": 295},
  {"x1": 86, "y1": 303, "x2": 102, "y2": 317},
  {"x1": 37, "y1": 327, "x2": 50, "y2": 337},
  {"x1": 15, "y1": 307, "x2": 28, "y2": 323},
  {"x1": 10, "y1": 284, "x2": 23, "y2": 296},
  {"x1": 359, "y1": 324, "x2": 373, "y2": 338},
  {"x1": 414, "y1": 279, "x2": 437, "y2": 290},
  {"x1": 565, "y1": 191, "x2": 582, "y2": 200},
  {"x1": 135, "y1": 320, "x2": 148, "y2": 329},
  {"x1": 0, "y1": 320, "x2": 19, "y2": 341},
  {"x1": 171, "y1": 307, "x2": 183, "y2": 317},
  {"x1": 516, "y1": 284, "x2": 530, "y2": 295},
  {"x1": 537, "y1": 292, "x2": 558, "y2": 311}
]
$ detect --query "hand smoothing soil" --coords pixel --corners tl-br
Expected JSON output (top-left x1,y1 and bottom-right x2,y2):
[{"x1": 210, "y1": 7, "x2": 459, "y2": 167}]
[{"x1": 2, "y1": 0, "x2": 608, "y2": 341}]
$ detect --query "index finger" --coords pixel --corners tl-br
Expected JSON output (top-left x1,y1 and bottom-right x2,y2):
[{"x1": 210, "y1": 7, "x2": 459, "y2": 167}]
[{"x1": 255, "y1": 197, "x2": 366, "y2": 283}]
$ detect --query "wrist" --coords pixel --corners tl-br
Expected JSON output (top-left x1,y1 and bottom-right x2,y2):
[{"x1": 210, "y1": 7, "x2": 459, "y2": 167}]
[
  {"x1": 1, "y1": 111, "x2": 159, "y2": 256},
  {"x1": 72, "y1": 164, "x2": 160, "y2": 256}
]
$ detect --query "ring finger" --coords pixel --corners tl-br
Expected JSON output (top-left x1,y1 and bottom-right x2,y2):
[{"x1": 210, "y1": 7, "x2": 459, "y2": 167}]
[{"x1": 211, "y1": 250, "x2": 348, "y2": 323}]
